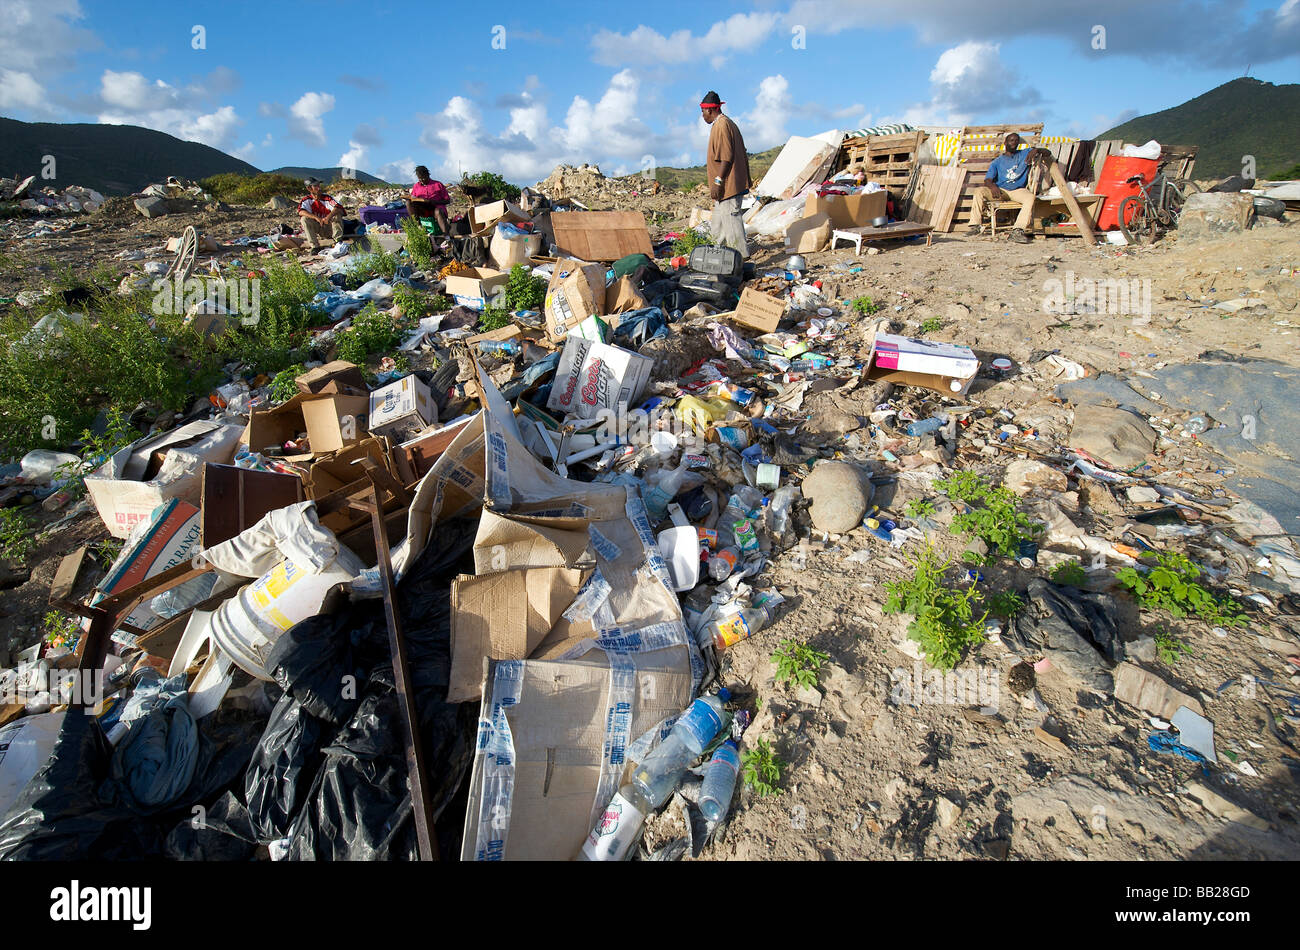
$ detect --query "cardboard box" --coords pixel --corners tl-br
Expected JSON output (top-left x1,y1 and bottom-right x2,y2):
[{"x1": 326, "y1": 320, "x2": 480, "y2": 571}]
[
  {"x1": 785, "y1": 210, "x2": 832, "y2": 253},
  {"x1": 368, "y1": 375, "x2": 435, "y2": 442},
  {"x1": 300, "y1": 393, "x2": 371, "y2": 454},
  {"x1": 604, "y1": 276, "x2": 646, "y2": 315},
  {"x1": 866, "y1": 333, "x2": 980, "y2": 396},
  {"x1": 804, "y1": 190, "x2": 888, "y2": 229},
  {"x1": 85, "y1": 421, "x2": 244, "y2": 539},
  {"x1": 200, "y1": 463, "x2": 304, "y2": 548},
  {"x1": 244, "y1": 394, "x2": 313, "y2": 459},
  {"x1": 295, "y1": 361, "x2": 368, "y2": 397},
  {"x1": 544, "y1": 259, "x2": 607, "y2": 343},
  {"x1": 550, "y1": 211, "x2": 653, "y2": 261},
  {"x1": 469, "y1": 200, "x2": 530, "y2": 238},
  {"x1": 727, "y1": 287, "x2": 786, "y2": 334},
  {"x1": 392, "y1": 415, "x2": 476, "y2": 483},
  {"x1": 547, "y1": 338, "x2": 653, "y2": 421},
  {"x1": 489, "y1": 226, "x2": 543, "y2": 271},
  {"x1": 444, "y1": 266, "x2": 508, "y2": 311},
  {"x1": 307, "y1": 437, "x2": 395, "y2": 498}
]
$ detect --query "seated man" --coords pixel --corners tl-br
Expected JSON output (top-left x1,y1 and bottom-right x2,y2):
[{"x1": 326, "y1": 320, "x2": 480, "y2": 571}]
[
  {"x1": 406, "y1": 166, "x2": 451, "y2": 235},
  {"x1": 298, "y1": 177, "x2": 345, "y2": 251},
  {"x1": 969, "y1": 133, "x2": 1048, "y2": 244}
]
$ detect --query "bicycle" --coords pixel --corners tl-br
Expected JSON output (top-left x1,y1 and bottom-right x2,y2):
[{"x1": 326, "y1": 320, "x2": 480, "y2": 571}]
[{"x1": 1118, "y1": 162, "x2": 1201, "y2": 245}]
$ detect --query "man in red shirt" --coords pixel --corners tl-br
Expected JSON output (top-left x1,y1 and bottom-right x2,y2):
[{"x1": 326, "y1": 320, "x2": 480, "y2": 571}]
[
  {"x1": 406, "y1": 165, "x2": 451, "y2": 235},
  {"x1": 298, "y1": 178, "x2": 345, "y2": 251}
]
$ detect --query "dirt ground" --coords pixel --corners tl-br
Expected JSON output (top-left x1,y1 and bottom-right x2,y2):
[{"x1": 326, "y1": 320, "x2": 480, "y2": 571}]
[{"x1": 1, "y1": 190, "x2": 1298, "y2": 862}]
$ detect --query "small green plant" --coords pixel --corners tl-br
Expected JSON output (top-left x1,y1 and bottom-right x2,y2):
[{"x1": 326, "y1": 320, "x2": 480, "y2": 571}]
[
  {"x1": 334, "y1": 304, "x2": 405, "y2": 365},
  {"x1": 935, "y1": 470, "x2": 1042, "y2": 560},
  {"x1": 1153, "y1": 628, "x2": 1194, "y2": 666},
  {"x1": 269, "y1": 363, "x2": 306, "y2": 404},
  {"x1": 504, "y1": 264, "x2": 546, "y2": 311},
  {"x1": 851, "y1": 296, "x2": 881, "y2": 316},
  {"x1": 93, "y1": 536, "x2": 123, "y2": 567},
  {"x1": 41, "y1": 609, "x2": 80, "y2": 650},
  {"x1": 0, "y1": 507, "x2": 34, "y2": 564},
  {"x1": 342, "y1": 249, "x2": 398, "y2": 288},
  {"x1": 918, "y1": 316, "x2": 944, "y2": 334},
  {"x1": 884, "y1": 544, "x2": 989, "y2": 671},
  {"x1": 905, "y1": 498, "x2": 937, "y2": 519},
  {"x1": 478, "y1": 306, "x2": 511, "y2": 332},
  {"x1": 772, "y1": 639, "x2": 830, "y2": 690},
  {"x1": 1050, "y1": 560, "x2": 1088, "y2": 587},
  {"x1": 400, "y1": 214, "x2": 435, "y2": 269},
  {"x1": 463, "y1": 171, "x2": 521, "y2": 203},
  {"x1": 984, "y1": 589, "x2": 1025, "y2": 618},
  {"x1": 741, "y1": 738, "x2": 784, "y2": 797},
  {"x1": 1116, "y1": 551, "x2": 1247, "y2": 627},
  {"x1": 671, "y1": 228, "x2": 713, "y2": 257}
]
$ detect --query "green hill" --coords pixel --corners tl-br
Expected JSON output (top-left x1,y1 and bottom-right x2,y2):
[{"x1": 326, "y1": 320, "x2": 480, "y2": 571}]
[
  {"x1": 655, "y1": 146, "x2": 782, "y2": 192},
  {"x1": 270, "y1": 166, "x2": 384, "y2": 185},
  {"x1": 0, "y1": 117, "x2": 260, "y2": 196},
  {"x1": 1098, "y1": 77, "x2": 1300, "y2": 180}
]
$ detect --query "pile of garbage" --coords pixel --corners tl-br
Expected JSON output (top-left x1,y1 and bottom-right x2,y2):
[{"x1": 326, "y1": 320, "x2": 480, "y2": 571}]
[
  {"x1": 2, "y1": 167, "x2": 1298, "y2": 863},
  {"x1": 0, "y1": 176, "x2": 105, "y2": 215}
]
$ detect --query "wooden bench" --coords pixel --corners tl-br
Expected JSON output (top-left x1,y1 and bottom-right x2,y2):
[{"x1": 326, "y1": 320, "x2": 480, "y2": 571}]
[{"x1": 987, "y1": 194, "x2": 1103, "y2": 237}]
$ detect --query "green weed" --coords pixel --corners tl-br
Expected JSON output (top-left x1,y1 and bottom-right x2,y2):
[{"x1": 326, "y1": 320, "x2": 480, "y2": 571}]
[
  {"x1": 42, "y1": 609, "x2": 80, "y2": 650},
  {"x1": 269, "y1": 364, "x2": 306, "y2": 404},
  {"x1": 477, "y1": 306, "x2": 511, "y2": 332},
  {"x1": 851, "y1": 296, "x2": 881, "y2": 316},
  {"x1": 741, "y1": 737, "x2": 784, "y2": 797},
  {"x1": 504, "y1": 264, "x2": 546, "y2": 311},
  {"x1": 334, "y1": 304, "x2": 405, "y2": 365},
  {"x1": 463, "y1": 171, "x2": 521, "y2": 203},
  {"x1": 93, "y1": 536, "x2": 123, "y2": 567},
  {"x1": 0, "y1": 508, "x2": 34, "y2": 564},
  {"x1": 772, "y1": 639, "x2": 830, "y2": 690},
  {"x1": 1153, "y1": 627, "x2": 1194, "y2": 666},
  {"x1": 1116, "y1": 551, "x2": 1247, "y2": 628},
  {"x1": 671, "y1": 228, "x2": 713, "y2": 257},
  {"x1": 918, "y1": 316, "x2": 944, "y2": 334},
  {"x1": 984, "y1": 589, "x2": 1025, "y2": 618},
  {"x1": 1050, "y1": 560, "x2": 1088, "y2": 587},
  {"x1": 400, "y1": 214, "x2": 435, "y2": 269},
  {"x1": 905, "y1": 498, "x2": 937, "y2": 519},
  {"x1": 935, "y1": 470, "x2": 1042, "y2": 560},
  {"x1": 884, "y1": 545, "x2": 989, "y2": 671}
]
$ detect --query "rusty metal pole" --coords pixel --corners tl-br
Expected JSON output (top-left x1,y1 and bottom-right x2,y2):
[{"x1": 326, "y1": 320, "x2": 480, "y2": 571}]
[{"x1": 362, "y1": 471, "x2": 439, "y2": 860}]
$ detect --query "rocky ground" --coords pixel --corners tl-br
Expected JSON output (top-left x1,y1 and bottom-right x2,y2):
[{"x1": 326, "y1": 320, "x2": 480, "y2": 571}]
[{"x1": 1, "y1": 180, "x2": 1298, "y2": 862}]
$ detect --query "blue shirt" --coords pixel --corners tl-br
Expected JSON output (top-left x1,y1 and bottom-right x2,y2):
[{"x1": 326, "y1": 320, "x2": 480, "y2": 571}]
[{"x1": 986, "y1": 149, "x2": 1032, "y2": 191}]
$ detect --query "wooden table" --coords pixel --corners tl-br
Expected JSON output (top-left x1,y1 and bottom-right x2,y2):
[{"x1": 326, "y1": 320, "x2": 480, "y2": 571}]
[
  {"x1": 830, "y1": 221, "x2": 935, "y2": 254},
  {"x1": 988, "y1": 193, "x2": 1104, "y2": 237}
]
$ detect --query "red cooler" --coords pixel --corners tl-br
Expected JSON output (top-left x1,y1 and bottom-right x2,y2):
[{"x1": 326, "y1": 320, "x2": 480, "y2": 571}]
[{"x1": 1094, "y1": 156, "x2": 1158, "y2": 231}]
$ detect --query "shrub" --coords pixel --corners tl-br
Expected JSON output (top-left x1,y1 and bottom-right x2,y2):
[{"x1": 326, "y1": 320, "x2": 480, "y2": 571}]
[
  {"x1": 200, "y1": 173, "x2": 304, "y2": 206},
  {"x1": 504, "y1": 264, "x2": 546, "y2": 311},
  {"x1": 464, "y1": 171, "x2": 521, "y2": 203},
  {"x1": 334, "y1": 304, "x2": 404, "y2": 365},
  {"x1": 401, "y1": 214, "x2": 434, "y2": 269},
  {"x1": 672, "y1": 228, "x2": 712, "y2": 257},
  {"x1": 884, "y1": 545, "x2": 989, "y2": 671}
]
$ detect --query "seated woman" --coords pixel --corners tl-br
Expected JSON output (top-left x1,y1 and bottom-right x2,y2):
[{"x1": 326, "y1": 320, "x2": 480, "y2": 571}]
[{"x1": 406, "y1": 166, "x2": 451, "y2": 235}]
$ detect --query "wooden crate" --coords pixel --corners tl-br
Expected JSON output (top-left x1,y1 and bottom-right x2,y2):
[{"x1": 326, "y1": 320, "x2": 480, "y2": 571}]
[{"x1": 840, "y1": 131, "x2": 925, "y2": 190}]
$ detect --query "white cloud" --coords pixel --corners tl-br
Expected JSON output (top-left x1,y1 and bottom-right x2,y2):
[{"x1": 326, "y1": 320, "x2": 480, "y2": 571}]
[
  {"x1": 883, "y1": 41, "x2": 1041, "y2": 128},
  {"x1": 92, "y1": 69, "x2": 245, "y2": 150},
  {"x1": 591, "y1": 12, "x2": 780, "y2": 67},
  {"x1": 99, "y1": 70, "x2": 176, "y2": 112},
  {"x1": 337, "y1": 141, "x2": 368, "y2": 173},
  {"x1": 232, "y1": 141, "x2": 256, "y2": 161},
  {"x1": 376, "y1": 157, "x2": 416, "y2": 183},
  {"x1": 740, "y1": 75, "x2": 793, "y2": 150},
  {"x1": 0, "y1": 0, "x2": 96, "y2": 75},
  {"x1": 288, "y1": 91, "x2": 335, "y2": 148},
  {"x1": 0, "y1": 69, "x2": 48, "y2": 111}
]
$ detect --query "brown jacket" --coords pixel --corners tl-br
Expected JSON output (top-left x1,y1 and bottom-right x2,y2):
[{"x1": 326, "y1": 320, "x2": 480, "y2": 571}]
[{"x1": 707, "y1": 114, "x2": 752, "y2": 201}]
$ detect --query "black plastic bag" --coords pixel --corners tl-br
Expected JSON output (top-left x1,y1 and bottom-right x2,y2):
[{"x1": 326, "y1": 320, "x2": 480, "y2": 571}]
[
  {"x1": 244, "y1": 696, "x2": 328, "y2": 842},
  {"x1": 164, "y1": 790, "x2": 258, "y2": 861}
]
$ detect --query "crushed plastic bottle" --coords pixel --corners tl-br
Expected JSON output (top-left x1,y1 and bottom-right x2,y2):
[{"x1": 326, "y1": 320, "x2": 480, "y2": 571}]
[{"x1": 631, "y1": 690, "x2": 731, "y2": 809}]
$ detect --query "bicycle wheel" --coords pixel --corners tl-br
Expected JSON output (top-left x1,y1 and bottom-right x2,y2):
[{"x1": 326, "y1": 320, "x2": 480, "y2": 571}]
[
  {"x1": 1118, "y1": 195, "x2": 1154, "y2": 245},
  {"x1": 1166, "y1": 179, "x2": 1201, "y2": 222}
]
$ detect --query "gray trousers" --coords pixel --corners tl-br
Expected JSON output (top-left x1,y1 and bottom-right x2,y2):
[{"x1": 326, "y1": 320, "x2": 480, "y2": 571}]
[{"x1": 712, "y1": 193, "x2": 749, "y2": 259}]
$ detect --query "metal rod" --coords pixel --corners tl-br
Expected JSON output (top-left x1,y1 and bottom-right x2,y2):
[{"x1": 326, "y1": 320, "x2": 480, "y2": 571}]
[{"x1": 363, "y1": 471, "x2": 438, "y2": 860}]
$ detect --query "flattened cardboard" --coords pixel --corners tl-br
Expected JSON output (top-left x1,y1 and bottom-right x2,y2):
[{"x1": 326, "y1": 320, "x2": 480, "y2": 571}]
[
  {"x1": 804, "y1": 191, "x2": 888, "y2": 229},
  {"x1": 550, "y1": 211, "x2": 653, "y2": 261},
  {"x1": 447, "y1": 567, "x2": 588, "y2": 703},
  {"x1": 727, "y1": 287, "x2": 786, "y2": 334},
  {"x1": 473, "y1": 509, "x2": 592, "y2": 572},
  {"x1": 544, "y1": 259, "x2": 607, "y2": 343}
]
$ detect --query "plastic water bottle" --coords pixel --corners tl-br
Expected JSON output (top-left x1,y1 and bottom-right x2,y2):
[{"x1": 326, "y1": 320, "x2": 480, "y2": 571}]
[
  {"x1": 579, "y1": 783, "x2": 651, "y2": 861},
  {"x1": 699, "y1": 740, "x2": 741, "y2": 822},
  {"x1": 906, "y1": 415, "x2": 946, "y2": 437},
  {"x1": 717, "y1": 486, "x2": 761, "y2": 548},
  {"x1": 708, "y1": 546, "x2": 740, "y2": 581},
  {"x1": 707, "y1": 600, "x2": 778, "y2": 651},
  {"x1": 631, "y1": 690, "x2": 730, "y2": 810},
  {"x1": 767, "y1": 485, "x2": 797, "y2": 538},
  {"x1": 477, "y1": 339, "x2": 521, "y2": 357},
  {"x1": 642, "y1": 463, "x2": 689, "y2": 523}
]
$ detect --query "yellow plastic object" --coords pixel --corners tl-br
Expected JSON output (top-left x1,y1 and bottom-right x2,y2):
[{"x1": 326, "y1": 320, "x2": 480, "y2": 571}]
[{"x1": 674, "y1": 395, "x2": 734, "y2": 435}]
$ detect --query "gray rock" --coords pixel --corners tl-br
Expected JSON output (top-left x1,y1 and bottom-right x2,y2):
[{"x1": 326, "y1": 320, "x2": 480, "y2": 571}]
[
  {"x1": 1178, "y1": 192, "x2": 1255, "y2": 240},
  {"x1": 1125, "y1": 486, "x2": 1160, "y2": 504},
  {"x1": 936, "y1": 796, "x2": 963, "y2": 828},
  {"x1": 134, "y1": 196, "x2": 171, "y2": 218},
  {"x1": 793, "y1": 683, "x2": 823, "y2": 707},
  {"x1": 801, "y1": 461, "x2": 873, "y2": 533},
  {"x1": 1004, "y1": 458, "x2": 1068, "y2": 495},
  {"x1": 1069, "y1": 404, "x2": 1156, "y2": 470}
]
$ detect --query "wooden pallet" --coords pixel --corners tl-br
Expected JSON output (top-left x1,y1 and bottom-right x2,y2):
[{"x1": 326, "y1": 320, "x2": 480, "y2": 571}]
[
  {"x1": 1160, "y1": 144, "x2": 1199, "y2": 181},
  {"x1": 906, "y1": 164, "x2": 966, "y2": 228},
  {"x1": 1090, "y1": 139, "x2": 1124, "y2": 185},
  {"x1": 839, "y1": 130, "x2": 925, "y2": 191}
]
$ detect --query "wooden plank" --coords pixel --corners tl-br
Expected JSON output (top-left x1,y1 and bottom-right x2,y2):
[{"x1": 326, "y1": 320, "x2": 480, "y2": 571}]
[
  {"x1": 200, "y1": 463, "x2": 305, "y2": 548},
  {"x1": 1047, "y1": 160, "x2": 1096, "y2": 244},
  {"x1": 50, "y1": 546, "x2": 88, "y2": 604},
  {"x1": 550, "y1": 211, "x2": 652, "y2": 262}
]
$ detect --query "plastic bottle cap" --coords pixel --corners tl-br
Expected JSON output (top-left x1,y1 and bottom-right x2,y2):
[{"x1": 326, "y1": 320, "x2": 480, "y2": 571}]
[{"x1": 717, "y1": 687, "x2": 731, "y2": 702}]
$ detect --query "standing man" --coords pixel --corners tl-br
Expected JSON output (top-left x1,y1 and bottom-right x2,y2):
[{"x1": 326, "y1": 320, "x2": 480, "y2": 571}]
[
  {"x1": 701, "y1": 91, "x2": 752, "y2": 259},
  {"x1": 298, "y1": 177, "x2": 345, "y2": 252},
  {"x1": 968, "y1": 133, "x2": 1048, "y2": 244}
]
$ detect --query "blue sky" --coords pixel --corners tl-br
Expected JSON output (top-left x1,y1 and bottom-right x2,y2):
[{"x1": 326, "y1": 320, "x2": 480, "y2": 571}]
[{"x1": 2, "y1": 0, "x2": 1297, "y2": 184}]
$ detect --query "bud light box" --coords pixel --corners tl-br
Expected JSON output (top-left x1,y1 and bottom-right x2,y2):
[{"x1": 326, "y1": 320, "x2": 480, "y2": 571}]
[
  {"x1": 866, "y1": 332, "x2": 980, "y2": 396},
  {"x1": 546, "y1": 337, "x2": 653, "y2": 421},
  {"x1": 368, "y1": 375, "x2": 436, "y2": 442}
]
